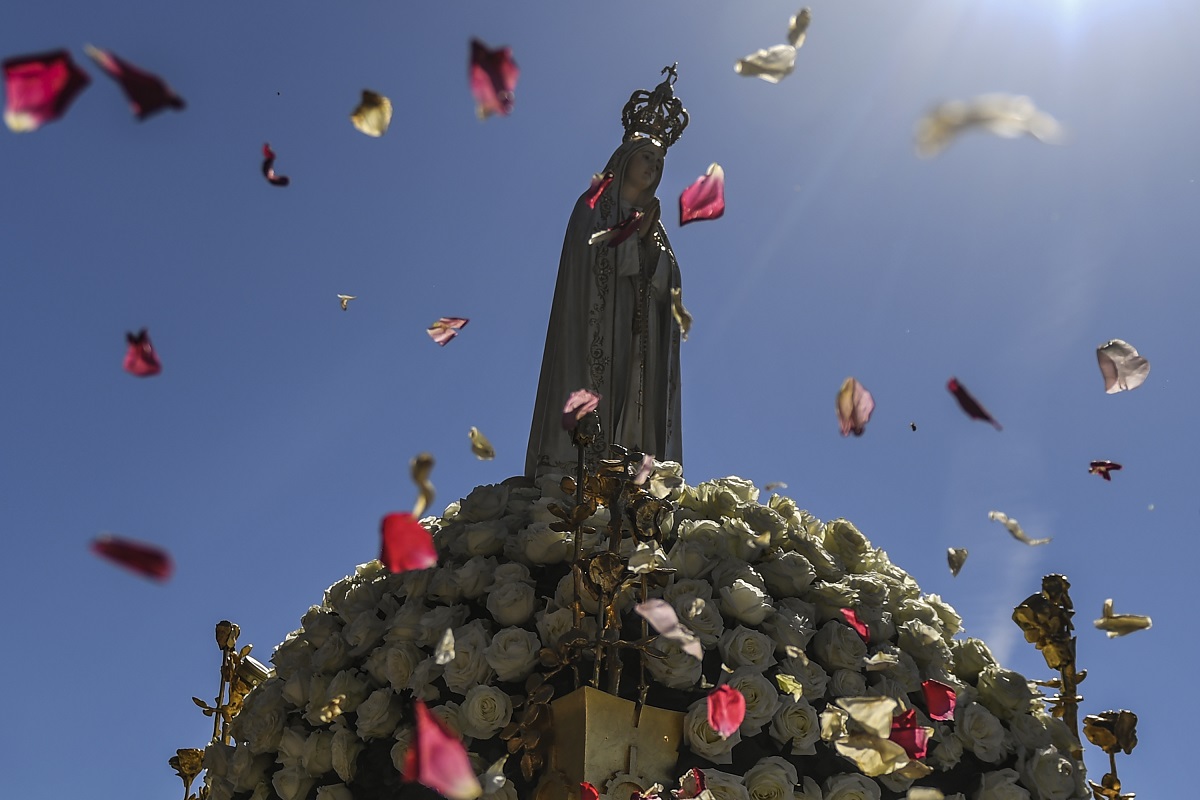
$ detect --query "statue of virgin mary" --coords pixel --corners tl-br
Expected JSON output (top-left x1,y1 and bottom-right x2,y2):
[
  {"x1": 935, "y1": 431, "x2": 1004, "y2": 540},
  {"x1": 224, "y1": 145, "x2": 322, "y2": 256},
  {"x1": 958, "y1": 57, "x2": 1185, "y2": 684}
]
[{"x1": 526, "y1": 66, "x2": 688, "y2": 477}]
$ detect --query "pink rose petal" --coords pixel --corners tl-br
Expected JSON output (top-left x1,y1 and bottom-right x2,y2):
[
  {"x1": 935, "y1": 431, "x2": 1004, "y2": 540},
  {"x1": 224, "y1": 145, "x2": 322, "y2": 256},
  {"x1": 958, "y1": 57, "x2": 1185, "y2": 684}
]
[
  {"x1": 585, "y1": 171, "x2": 614, "y2": 209},
  {"x1": 840, "y1": 607, "x2": 870, "y2": 642},
  {"x1": 380, "y1": 512, "x2": 438, "y2": 574},
  {"x1": 427, "y1": 317, "x2": 469, "y2": 346},
  {"x1": 561, "y1": 389, "x2": 601, "y2": 430},
  {"x1": 3, "y1": 49, "x2": 90, "y2": 132},
  {"x1": 587, "y1": 209, "x2": 643, "y2": 248},
  {"x1": 91, "y1": 534, "x2": 173, "y2": 581},
  {"x1": 634, "y1": 598, "x2": 703, "y2": 660},
  {"x1": 706, "y1": 685, "x2": 745, "y2": 739},
  {"x1": 679, "y1": 163, "x2": 725, "y2": 225},
  {"x1": 84, "y1": 45, "x2": 184, "y2": 119},
  {"x1": 404, "y1": 699, "x2": 482, "y2": 800},
  {"x1": 947, "y1": 377, "x2": 1002, "y2": 430},
  {"x1": 631, "y1": 453, "x2": 655, "y2": 486},
  {"x1": 889, "y1": 708, "x2": 929, "y2": 760},
  {"x1": 1096, "y1": 339, "x2": 1150, "y2": 394},
  {"x1": 469, "y1": 39, "x2": 518, "y2": 119},
  {"x1": 261, "y1": 142, "x2": 290, "y2": 186},
  {"x1": 124, "y1": 328, "x2": 162, "y2": 377},
  {"x1": 836, "y1": 377, "x2": 875, "y2": 437},
  {"x1": 921, "y1": 679, "x2": 957, "y2": 721}
]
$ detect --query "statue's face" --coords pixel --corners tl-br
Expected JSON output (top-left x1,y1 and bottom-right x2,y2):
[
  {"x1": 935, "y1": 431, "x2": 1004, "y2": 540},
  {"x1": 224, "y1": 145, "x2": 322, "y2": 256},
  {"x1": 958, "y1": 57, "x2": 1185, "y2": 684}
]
[{"x1": 623, "y1": 145, "x2": 664, "y2": 198}]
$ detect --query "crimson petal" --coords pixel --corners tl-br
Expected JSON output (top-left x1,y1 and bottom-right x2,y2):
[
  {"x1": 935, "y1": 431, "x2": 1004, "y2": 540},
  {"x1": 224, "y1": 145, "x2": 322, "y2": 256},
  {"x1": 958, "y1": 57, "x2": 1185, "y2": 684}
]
[
  {"x1": 3, "y1": 50, "x2": 90, "y2": 132},
  {"x1": 403, "y1": 700, "x2": 482, "y2": 800},
  {"x1": 679, "y1": 163, "x2": 725, "y2": 225},
  {"x1": 840, "y1": 607, "x2": 870, "y2": 642},
  {"x1": 84, "y1": 46, "x2": 184, "y2": 119},
  {"x1": 380, "y1": 513, "x2": 438, "y2": 574},
  {"x1": 587, "y1": 209, "x2": 643, "y2": 248},
  {"x1": 1088, "y1": 460, "x2": 1122, "y2": 481},
  {"x1": 946, "y1": 377, "x2": 1001, "y2": 430},
  {"x1": 674, "y1": 768, "x2": 707, "y2": 799},
  {"x1": 91, "y1": 534, "x2": 173, "y2": 581},
  {"x1": 261, "y1": 142, "x2": 290, "y2": 186},
  {"x1": 561, "y1": 388, "x2": 601, "y2": 430},
  {"x1": 836, "y1": 377, "x2": 875, "y2": 437},
  {"x1": 124, "y1": 328, "x2": 162, "y2": 377},
  {"x1": 427, "y1": 317, "x2": 469, "y2": 346},
  {"x1": 585, "y1": 171, "x2": 614, "y2": 209},
  {"x1": 889, "y1": 708, "x2": 929, "y2": 760},
  {"x1": 582, "y1": 783, "x2": 600, "y2": 800},
  {"x1": 469, "y1": 39, "x2": 518, "y2": 119},
  {"x1": 706, "y1": 685, "x2": 746, "y2": 738},
  {"x1": 921, "y1": 679, "x2": 957, "y2": 721}
]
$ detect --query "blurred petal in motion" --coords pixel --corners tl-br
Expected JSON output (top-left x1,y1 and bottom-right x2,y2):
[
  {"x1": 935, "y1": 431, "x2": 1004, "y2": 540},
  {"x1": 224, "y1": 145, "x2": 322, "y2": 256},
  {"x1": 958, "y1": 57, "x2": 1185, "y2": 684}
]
[
  {"x1": 404, "y1": 699, "x2": 482, "y2": 799},
  {"x1": 836, "y1": 377, "x2": 875, "y2": 436},
  {"x1": 915, "y1": 94, "x2": 1063, "y2": 158},
  {"x1": 427, "y1": 317, "x2": 469, "y2": 346},
  {"x1": 588, "y1": 210, "x2": 643, "y2": 247},
  {"x1": 84, "y1": 45, "x2": 184, "y2": 119},
  {"x1": 947, "y1": 377, "x2": 1001, "y2": 430},
  {"x1": 350, "y1": 89, "x2": 392, "y2": 137},
  {"x1": 585, "y1": 171, "x2": 613, "y2": 209},
  {"x1": 410, "y1": 452, "x2": 436, "y2": 517},
  {"x1": 261, "y1": 143, "x2": 290, "y2": 186},
  {"x1": 1094, "y1": 598, "x2": 1152, "y2": 638},
  {"x1": 469, "y1": 39, "x2": 518, "y2": 119},
  {"x1": 380, "y1": 512, "x2": 437, "y2": 574},
  {"x1": 3, "y1": 49, "x2": 90, "y2": 131},
  {"x1": 468, "y1": 427, "x2": 495, "y2": 460},
  {"x1": 679, "y1": 163, "x2": 725, "y2": 225},
  {"x1": 735, "y1": 44, "x2": 797, "y2": 84},
  {"x1": 988, "y1": 510, "x2": 1051, "y2": 546},
  {"x1": 435, "y1": 628, "x2": 456, "y2": 665},
  {"x1": 124, "y1": 328, "x2": 162, "y2": 377},
  {"x1": 337, "y1": 294, "x2": 356, "y2": 311},
  {"x1": 707, "y1": 685, "x2": 746, "y2": 738},
  {"x1": 787, "y1": 8, "x2": 813, "y2": 47},
  {"x1": 921, "y1": 679, "x2": 957, "y2": 721},
  {"x1": 946, "y1": 547, "x2": 968, "y2": 577},
  {"x1": 1088, "y1": 460, "x2": 1122, "y2": 481},
  {"x1": 91, "y1": 534, "x2": 173, "y2": 581},
  {"x1": 634, "y1": 598, "x2": 703, "y2": 660},
  {"x1": 670, "y1": 288, "x2": 693, "y2": 341},
  {"x1": 840, "y1": 608, "x2": 870, "y2": 642},
  {"x1": 562, "y1": 389, "x2": 601, "y2": 430},
  {"x1": 1096, "y1": 339, "x2": 1150, "y2": 394}
]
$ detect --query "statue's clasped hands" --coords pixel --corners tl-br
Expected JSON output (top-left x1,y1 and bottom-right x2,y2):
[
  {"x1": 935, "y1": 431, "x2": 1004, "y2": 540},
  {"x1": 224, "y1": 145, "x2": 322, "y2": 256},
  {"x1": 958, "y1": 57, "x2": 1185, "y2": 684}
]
[{"x1": 638, "y1": 198, "x2": 661, "y2": 241}]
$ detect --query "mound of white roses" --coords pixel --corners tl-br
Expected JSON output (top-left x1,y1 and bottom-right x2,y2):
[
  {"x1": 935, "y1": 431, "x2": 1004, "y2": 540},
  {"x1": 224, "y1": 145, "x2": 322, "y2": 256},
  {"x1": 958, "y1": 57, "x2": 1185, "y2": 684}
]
[{"x1": 203, "y1": 464, "x2": 1089, "y2": 800}]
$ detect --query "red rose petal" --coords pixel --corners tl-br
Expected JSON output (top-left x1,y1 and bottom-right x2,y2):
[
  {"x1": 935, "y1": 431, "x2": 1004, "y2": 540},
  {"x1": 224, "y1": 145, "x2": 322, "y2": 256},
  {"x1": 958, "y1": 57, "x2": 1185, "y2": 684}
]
[
  {"x1": 585, "y1": 171, "x2": 614, "y2": 209},
  {"x1": 947, "y1": 377, "x2": 1002, "y2": 430},
  {"x1": 679, "y1": 163, "x2": 725, "y2": 225},
  {"x1": 840, "y1": 607, "x2": 870, "y2": 642},
  {"x1": 587, "y1": 209, "x2": 643, "y2": 248},
  {"x1": 889, "y1": 708, "x2": 929, "y2": 760},
  {"x1": 469, "y1": 39, "x2": 518, "y2": 119},
  {"x1": 674, "y1": 768, "x2": 707, "y2": 799},
  {"x1": 403, "y1": 700, "x2": 482, "y2": 800},
  {"x1": 921, "y1": 679, "x2": 957, "y2": 721},
  {"x1": 1088, "y1": 460, "x2": 1122, "y2": 481},
  {"x1": 706, "y1": 685, "x2": 746, "y2": 738},
  {"x1": 3, "y1": 49, "x2": 90, "y2": 132},
  {"x1": 90, "y1": 534, "x2": 173, "y2": 581},
  {"x1": 261, "y1": 142, "x2": 290, "y2": 186},
  {"x1": 582, "y1": 783, "x2": 600, "y2": 800},
  {"x1": 84, "y1": 45, "x2": 184, "y2": 119},
  {"x1": 836, "y1": 377, "x2": 875, "y2": 437},
  {"x1": 561, "y1": 388, "x2": 601, "y2": 430},
  {"x1": 427, "y1": 317, "x2": 469, "y2": 346},
  {"x1": 124, "y1": 328, "x2": 162, "y2": 377},
  {"x1": 380, "y1": 512, "x2": 438, "y2": 574}
]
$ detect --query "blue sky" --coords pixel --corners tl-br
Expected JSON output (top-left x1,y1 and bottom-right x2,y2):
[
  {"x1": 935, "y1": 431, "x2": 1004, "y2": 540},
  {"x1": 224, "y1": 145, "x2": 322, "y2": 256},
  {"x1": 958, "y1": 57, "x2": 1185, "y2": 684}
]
[{"x1": 1, "y1": 1, "x2": 1193, "y2": 796}]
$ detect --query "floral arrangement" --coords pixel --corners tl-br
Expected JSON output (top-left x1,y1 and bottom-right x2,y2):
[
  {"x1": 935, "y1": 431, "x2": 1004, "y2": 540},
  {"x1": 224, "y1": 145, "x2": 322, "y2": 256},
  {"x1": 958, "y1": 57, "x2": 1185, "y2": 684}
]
[{"x1": 201, "y1": 464, "x2": 1090, "y2": 800}]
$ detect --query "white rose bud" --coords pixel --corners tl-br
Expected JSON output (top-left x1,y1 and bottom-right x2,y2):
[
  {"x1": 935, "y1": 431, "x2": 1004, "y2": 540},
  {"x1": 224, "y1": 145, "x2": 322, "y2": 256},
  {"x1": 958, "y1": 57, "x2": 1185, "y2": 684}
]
[
  {"x1": 745, "y1": 756, "x2": 799, "y2": 800},
  {"x1": 484, "y1": 627, "x2": 540, "y2": 682},
  {"x1": 824, "y1": 773, "x2": 882, "y2": 800},
  {"x1": 682, "y1": 699, "x2": 741, "y2": 764},
  {"x1": 486, "y1": 582, "x2": 537, "y2": 626},
  {"x1": 975, "y1": 768, "x2": 1032, "y2": 800},
  {"x1": 459, "y1": 685, "x2": 514, "y2": 739},
  {"x1": 769, "y1": 694, "x2": 821, "y2": 755}
]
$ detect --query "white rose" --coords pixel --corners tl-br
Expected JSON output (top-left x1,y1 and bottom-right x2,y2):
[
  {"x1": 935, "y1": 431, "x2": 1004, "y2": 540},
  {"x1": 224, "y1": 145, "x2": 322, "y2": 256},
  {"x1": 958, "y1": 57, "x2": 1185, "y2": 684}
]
[
  {"x1": 325, "y1": 669, "x2": 370, "y2": 714},
  {"x1": 823, "y1": 519, "x2": 872, "y2": 566},
  {"x1": 647, "y1": 460, "x2": 685, "y2": 499},
  {"x1": 232, "y1": 681, "x2": 287, "y2": 755},
  {"x1": 720, "y1": 579, "x2": 773, "y2": 625},
  {"x1": 384, "y1": 600, "x2": 427, "y2": 644},
  {"x1": 824, "y1": 773, "x2": 882, "y2": 800},
  {"x1": 812, "y1": 620, "x2": 867, "y2": 671},
  {"x1": 663, "y1": 578, "x2": 714, "y2": 603},
  {"x1": 682, "y1": 698, "x2": 741, "y2": 764},
  {"x1": 407, "y1": 656, "x2": 444, "y2": 702},
  {"x1": 795, "y1": 776, "x2": 822, "y2": 800},
  {"x1": 315, "y1": 784, "x2": 354, "y2": 800},
  {"x1": 390, "y1": 726, "x2": 414, "y2": 772},
  {"x1": 270, "y1": 634, "x2": 314, "y2": 680},
  {"x1": 311, "y1": 633, "x2": 352, "y2": 673},
  {"x1": 719, "y1": 625, "x2": 777, "y2": 671},
  {"x1": 928, "y1": 722, "x2": 964, "y2": 771},
  {"x1": 381, "y1": 642, "x2": 423, "y2": 692},
  {"x1": 207, "y1": 776, "x2": 236, "y2": 800},
  {"x1": 271, "y1": 764, "x2": 314, "y2": 800},
  {"x1": 804, "y1": 581, "x2": 858, "y2": 622},
  {"x1": 443, "y1": 620, "x2": 494, "y2": 694},
  {"x1": 704, "y1": 768, "x2": 752, "y2": 800},
  {"x1": 711, "y1": 560, "x2": 767, "y2": 592},
  {"x1": 430, "y1": 701, "x2": 468, "y2": 740},
  {"x1": 950, "y1": 638, "x2": 997, "y2": 682},
  {"x1": 457, "y1": 484, "x2": 511, "y2": 522},
  {"x1": 758, "y1": 550, "x2": 817, "y2": 598},
  {"x1": 535, "y1": 606, "x2": 574, "y2": 648},
  {"x1": 202, "y1": 742, "x2": 234, "y2": 781},
  {"x1": 486, "y1": 582, "x2": 537, "y2": 626},
  {"x1": 482, "y1": 777, "x2": 520, "y2": 800},
  {"x1": 428, "y1": 568, "x2": 465, "y2": 604},
  {"x1": 420, "y1": 605, "x2": 471, "y2": 646},
  {"x1": 463, "y1": 520, "x2": 508, "y2": 556},
  {"x1": 519, "y1": 522, "x2": 572, "y2": 564},
  {"x1": 830, "y1": 668, "x2": 868, "y2": 697},
  {"x1": 778, "y1": 655, "x2": 828, "y2": 701},
  {"x1": 484, "y1": 627, "x2": 541, "y2": 682},
  {"x1": 896, "y1": 619, "x2": 951, "y2": 668},
  {"x1": 281, "y1": 670, "x2": 311, "y2": 708},
  {"x1": 722, "y1": 518, "x2": 770, "y2": 562},
  {"x1": 229, "y1": 746, "x2": 274, "y2": 792},
  {"x1": 459, "y1": 685, "x2": 514, "y2": 739},
  {"x1": 330, "y1": 721, "x2": 364, "y2": 782},
  {"x1": 1021, "y1": 746, "x2": 1086, "y2": 800},
  {"x1": 329, "y1": 578, "x2": 386, "y2": 620},
  {"x1": 342, "y1": 611, "x2": 386, "y2": 658},
  {"x1": 956, "y1": 702, "x2": 1009, "y2": 763},
  {"x1": 355, "y1": 687, "x2": 403, "y2": 740},
  {"x1": 1007, "y1": 712, "x2": 1052, "y2": 754},
  {"x1": 645, "y1": 638, "x2": 704, "y2": 689},
  {"x1": 555, "y1": 571, "x2": 600, "y2": 614},
  {"x1": 977, "y1": 665, "x2": 1038, "y2": 721},
  {"x1": 925, "y1": 593, "x2": 963, "y2": 636},
  {"x1": 877, "y1": 771, "x2": 914, "y2": 794},
  {"x1": 457, "y1": 556, "x2": 498, "y2": 599},
  {"x1": 674, "y1": 593, "x2": 725, "y2": 647},
  {"x1": 505, "y1": 485, "x2": 541, "y2": 513},
  {"x1": 769, "y1": 694, "x2": 821, "y2": 755},
  {"x1": 487, "y1": 562, "x2": 535, "y2": 590},
  {"x1": 975, "y1": 768, "x2": 1032, "y2": 800},
  {"x1": 740, "y1": 504, "x2": 788, "y2": 542},
  {"x1": 301, "y1": 730, "x2": 334, "y2": 776},
  {"x1": 301, "y1": 607, "x2": 344, "y2": 649},
  {"x1": 629, "y1": 542, "x2": 671, "y2": 573},
  {"x1": 669, "y1": 538, "x2": 718, "y2": 580},
  {"x1": 727, "y1": 666, "x2": 782, "y2": 735},
  {"x1": 277, "y1": 727, "x2": 307, "y2": 767}
]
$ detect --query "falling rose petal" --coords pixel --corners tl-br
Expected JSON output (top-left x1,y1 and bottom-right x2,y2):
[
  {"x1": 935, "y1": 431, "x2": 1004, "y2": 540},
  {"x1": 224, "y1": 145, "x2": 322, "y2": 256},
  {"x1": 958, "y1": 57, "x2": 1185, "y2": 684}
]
[
  {"x1": 836, "y1": 377, "x2": 875, "y2": 437},
  {"x1": 674, "y1": 768, "x2": 707, "y2": 799},
  {"x1": 946, "y1": 547, "x2": 968, "y2": 577},
  {"x1": 1096, "y1": 339, "x2": 1150, "y2": 394},
  {"x1": 1088, "y1": 460, "x2": 1122, "y2": 481},
  {"x1": 380, "y1": 512, "x2": 438, "y2": 574},
  {"x1": 764, "y1": 481, "x2": 788, "y2": 492},
  {"x1": 90, "y1": 534, "x2": 173, "y2": 581},
  {"x1": 635, "y1": 598, "x2": 703, "y2": 660},
  {"x1": 479, "y1": 756, "x2": 507, "y2": 795},
  {"x1": 469, "y1": 39, "x2": 519, "y2": 119},
  {"x1": 561, "y1": 388, "x2": 601, "y2": 430},
  {"x1": 350, "y1": 89, "x2": 393, "y2": 137},
  {"x1": 988, "y1": 510, "x2": 1051, "y2": 546},
  {"x1": 337, "y1": 294, "x2": 356, "y2": 311},
  {"x1": 946, "y1": 377, "x2": 1002, "y2": 430},
  {"x1": 840, "y1": 608, "x2": 870, "y2": 642},
  {"x1": 915, "y1": 94, "x2": 1064, "y2": 158},
  {"x1": 427, "y1": 317, "x2": 469, "y2": 346},
  {"x1": 124, "y1": 328, "x2": 162, "y2": 377},
  {"x1": 921, "y1": 679, "x2": 957, "y2": 721},
  {"x1": 468, "y1": 426, "x2": 496, "y2": 460},
  {"x1": 585, "y1": 171, "x2": 614, "y2": 209},
  {"x1": 679, "y1": 163, "x2": 725, "y2": 226},
  {"x1": 670, "y1": 288, "x2": 693, "y2": 341},
  {"x1": 83, "y1": 45, "x2": 184, "y2": 119},
  {"x1": 631, "y1": 453, "x2": 655, "y2": 486},
  {"x1": 435, "y1": 628, "x2": 456, "y2": 665},
  {"x1": 3, "y1": 50, "x2": 90, "y2": 132},
  {"x1": 581, "y1": 783, "x2": 600, "y2": 800},
  {"x1": 706, "y1": 685, "x2": 746, "y2": 738},
  {"x1": 587, "y1": 209, "x2": 643, "y2": 247},
  {"x1": 787, "y1": 7, "x2": 813, "y2": 47},
  {"x1": 889, "y1": 709, "x2": 930, "y2": 760},
  {"x1": 734, "y1": 44, "x2": 797, "y2": 84},
  {"x1": 1093, "y1": 598, "x2": 1152, "y2": 638},
  {"x1": 261, "y1": 142, "x2": 290, "y2": 186},
  {"x1": 404, "y1": 700, "x2": 483, "y2": 800},
  {"x1": 410, "y1": 452, "x2": 436, "y2": 518}
]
